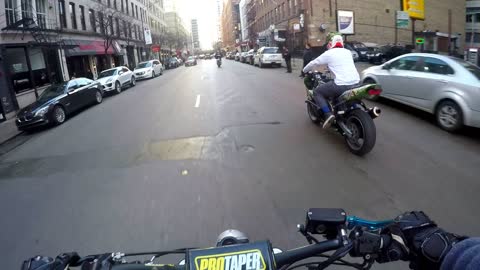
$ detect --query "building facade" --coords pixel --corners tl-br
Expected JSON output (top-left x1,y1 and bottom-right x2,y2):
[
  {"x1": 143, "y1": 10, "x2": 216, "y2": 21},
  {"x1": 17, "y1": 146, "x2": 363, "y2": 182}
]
[
  {"x1": 221, "y1": 0, "x2": 241, "y2": 49},
  {"x1": 250, "y1": 0, "x2": 465, "y2": 55},
  {"x1": 191, "y1": 19, "x2": 200, "y2": 52},
  {"x1": 0, "y1": 0, "x2": 166, "y2": 119},
  {"x1": 165, "y1": 11, "x2": 190, "y2": 55}
]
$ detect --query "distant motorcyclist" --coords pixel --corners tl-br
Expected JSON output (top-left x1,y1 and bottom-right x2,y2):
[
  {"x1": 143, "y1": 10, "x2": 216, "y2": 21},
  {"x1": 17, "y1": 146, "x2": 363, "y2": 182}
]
[
  {"x1": 303, "y1": 32, "x2": 360, "y2": 128},
  {"x1": 214, "y1": 51, "x2": 222, "y2": 59}
]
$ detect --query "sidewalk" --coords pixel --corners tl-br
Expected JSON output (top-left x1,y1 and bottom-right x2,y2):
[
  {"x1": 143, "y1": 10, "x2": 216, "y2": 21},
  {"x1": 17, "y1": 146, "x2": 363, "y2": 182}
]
[
  {"x1": 0, "y1": 86, "x2": 49, "y2": 146},
  {"x1": 0, "y1": 116, "x2": 21, "y2": 147}
]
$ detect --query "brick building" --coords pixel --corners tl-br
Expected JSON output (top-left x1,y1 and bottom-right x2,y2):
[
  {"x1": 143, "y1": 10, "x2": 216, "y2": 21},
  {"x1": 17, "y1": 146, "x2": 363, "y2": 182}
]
[
  {"x1": 249, "y1": 0, "x2": 465, "y2": 54},
  {"x1": 221, "y1": 0, "x2": 241, "y2": 49}
]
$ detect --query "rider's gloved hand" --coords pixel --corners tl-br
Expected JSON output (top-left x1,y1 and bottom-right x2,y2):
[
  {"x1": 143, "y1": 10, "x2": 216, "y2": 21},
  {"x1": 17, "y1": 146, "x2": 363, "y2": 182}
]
[{"x1": 379, "y1": 211, "x2": 466, "y2": 270}]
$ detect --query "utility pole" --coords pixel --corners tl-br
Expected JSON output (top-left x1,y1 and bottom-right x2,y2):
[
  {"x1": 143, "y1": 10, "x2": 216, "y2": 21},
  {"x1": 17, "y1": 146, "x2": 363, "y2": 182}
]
[
  {"x1": 394, "y1": 11, "x2": 398, "y2": 45},
  {"x1": 448, "y1": 9, "x2": 452, "y2": 55}
]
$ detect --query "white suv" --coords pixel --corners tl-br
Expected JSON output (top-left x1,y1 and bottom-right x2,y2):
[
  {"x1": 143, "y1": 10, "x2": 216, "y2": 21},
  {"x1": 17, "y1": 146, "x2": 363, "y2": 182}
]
[
  {"x1": 254, "y1": 47, "x2": 283, "y2": 68},
  {"x1": 96, "y1": 66, "x2": 136, "y2": 94},
  {"x1": 134, "y1": 60, "x2": 164, "y2": 79}
]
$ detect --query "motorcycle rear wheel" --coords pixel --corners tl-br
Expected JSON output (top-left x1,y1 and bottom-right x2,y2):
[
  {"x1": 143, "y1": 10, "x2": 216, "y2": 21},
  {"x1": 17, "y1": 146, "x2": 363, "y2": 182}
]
[
  {"x1": 344, "y1": 109, "x2": 376, "y2": 156},
  {"x1": 307, "y1": 102, "x2": 320, "y2": 124}
]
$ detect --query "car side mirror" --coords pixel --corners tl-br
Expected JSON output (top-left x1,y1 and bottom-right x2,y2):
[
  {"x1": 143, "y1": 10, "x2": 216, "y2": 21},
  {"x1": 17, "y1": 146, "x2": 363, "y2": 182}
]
[{"x1": 118, "y1": 71, "x2": 124, "y2": 75}]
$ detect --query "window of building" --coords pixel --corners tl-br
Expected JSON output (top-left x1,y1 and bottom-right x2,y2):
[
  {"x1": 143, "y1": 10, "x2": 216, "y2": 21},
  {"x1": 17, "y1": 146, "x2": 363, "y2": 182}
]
[
  {"x1": 98, "y1": 12, "x2": 105, "y2": 34},
  {"x1": 108, "y1": 0, "x2": 111, "y2": 7},
  {"x1": 126, "y1": 0, "x2": 129, "y2": 15},
  {"x1": 36, "y1": 0, "x2": 47, "y2": 28},
  {"x1": 79, "y1": 5, "x2": 86, "y2": 30},
  {"x1": 5, "y1": 0, "x2": 16, "y2": 26},
  {"x1": 288, "y1": 0, "x2": 292, "y2": 16},
  {"x1": 128, "y1": 22, "x2": 132, "y2": 38},
  {"x1": 136, "y1": 5, "x2": 139, "y2": 19},
  {"x1": 123, "y1": 20, "x2": 127, "y2": 37},
  {"x1": 281, "y1": 3, "x2": 285, "y2": 19},
  {"x1": 5, "y1": 47, "x2": 50, "y2": 94},
  {"x1": 131, "y1": 3, "x2": 134, "y2": 17},
  {"x1": 116, "y1": 18, "x2": 120, "y2": 36},
  {"x1": 89, "y1": 9, "x2": 96, "y2": 32},
  {"x1": 114, "y1": 0, "x2": 117, "y2": 10},
  {"x1": 69, "y1": 2, "x2": 77, "y2": 29},
  {"x1": 109, "y1": 16, "x2": 113, "y2": 35},
  {"x1": 121, "y1": 0, "x2": 124, "y2": 12},
  {"x1": 59, "y1": 0, "x2": 67, "y2": 28}
]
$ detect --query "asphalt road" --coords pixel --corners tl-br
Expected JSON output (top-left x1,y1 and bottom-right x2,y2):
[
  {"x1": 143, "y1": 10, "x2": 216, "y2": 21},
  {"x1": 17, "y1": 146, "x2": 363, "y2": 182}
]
[{"x1": 1, "y1": 59, "x2": 480, "y2": 270}]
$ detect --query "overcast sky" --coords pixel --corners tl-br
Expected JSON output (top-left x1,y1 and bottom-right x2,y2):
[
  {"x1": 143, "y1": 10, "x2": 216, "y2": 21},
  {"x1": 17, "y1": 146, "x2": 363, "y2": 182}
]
[{"x1": 173, "y1": 0, "x2": 219, "y2": 50}]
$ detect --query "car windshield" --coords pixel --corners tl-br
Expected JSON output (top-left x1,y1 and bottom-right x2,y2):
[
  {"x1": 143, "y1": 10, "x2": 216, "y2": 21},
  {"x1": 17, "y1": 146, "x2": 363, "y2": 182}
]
[
  {"x1": 263, "y1": 48, "x2": 279, "y2": 54},
  {"x1": 353, "y1": 43, "x2": 367, "y2": 49},
  {"x1": 38, "y1": 83, "x2": 68, "y2": 102},
  {"x1": 136, "y1": 62, "x2": 152, "y2": 69},
  {"x1": 98, "y1": 69, "x2": 117, "y2": 78},
  {"x1": 452, "y1": 58, "x2": 480, "y2": 80},
  {"x1": 188, "y1": 57, "x2": 194, "y2": 60}
]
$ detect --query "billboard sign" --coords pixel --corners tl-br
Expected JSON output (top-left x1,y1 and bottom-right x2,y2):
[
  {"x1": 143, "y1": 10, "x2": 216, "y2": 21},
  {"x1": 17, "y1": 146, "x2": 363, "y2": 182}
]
[
  {"x1": 144, "y1": 27, "x2": 152, "y2": 45},
  {"x1": 402, "y1": 0, "x2": 425, "y2": 20},
  {"x1": 337, "y1": 10, "x2": 354, "y2": 35}
]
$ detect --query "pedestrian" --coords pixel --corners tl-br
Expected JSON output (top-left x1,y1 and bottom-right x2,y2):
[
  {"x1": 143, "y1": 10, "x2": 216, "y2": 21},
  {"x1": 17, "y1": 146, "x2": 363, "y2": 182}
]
[
  {"x1": 300, "y1": 42, "x2": 313, "y2": 77},
  {"x1": 282, "y1": 46, "x2": 292, "y2": 73}
]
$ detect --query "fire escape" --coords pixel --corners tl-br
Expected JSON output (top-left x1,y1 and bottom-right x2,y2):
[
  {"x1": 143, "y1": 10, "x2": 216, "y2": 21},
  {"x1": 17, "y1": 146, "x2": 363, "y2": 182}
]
[
  {"x1": 246, "y1": 0, "x2": 257, "y2": 44},
  {"x1": 1, "y1": 2, "x2": 65, "y2": 47}
]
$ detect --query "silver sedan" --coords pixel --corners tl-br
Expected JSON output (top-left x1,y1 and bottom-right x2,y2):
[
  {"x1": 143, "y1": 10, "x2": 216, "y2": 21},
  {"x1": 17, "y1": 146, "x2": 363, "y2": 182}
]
[{"x1": 362, "y1": 53, "x2": 480, "y2": 132}]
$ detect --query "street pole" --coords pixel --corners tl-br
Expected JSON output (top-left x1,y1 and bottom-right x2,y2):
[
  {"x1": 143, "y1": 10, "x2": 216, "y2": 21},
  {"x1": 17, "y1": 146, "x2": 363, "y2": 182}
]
[
  {"x1": 394, "y1": 10, "x2": 398, "y2": 45},
  {"x1": 411, "y1": 19, "x2": 416, "y2": 48},
  {"x1": 471, "y1": 14, "x2": 475, "y2": 48},
  {"x1": 448, "y1": 9, "x2": 452, "y2": 55}
]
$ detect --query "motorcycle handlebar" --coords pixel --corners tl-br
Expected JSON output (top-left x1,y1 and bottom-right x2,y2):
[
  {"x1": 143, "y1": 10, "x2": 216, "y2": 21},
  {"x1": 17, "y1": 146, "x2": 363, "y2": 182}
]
[{"x1": 274, "y1": 239, "x2": 342, "y2": 268}]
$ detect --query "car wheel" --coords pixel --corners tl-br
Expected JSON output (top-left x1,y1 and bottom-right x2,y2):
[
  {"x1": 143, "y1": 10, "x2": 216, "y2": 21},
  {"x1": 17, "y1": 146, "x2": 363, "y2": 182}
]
[
  {"x1": 152, "y1": 71, "x2": 156, "y2": 78},
  {"x1": 95, "y1": 90, "x2": 103, "y2": 104},
  {"x1": 115, "y1": 81, "x2": 122, "y2": 94},
  {"x1": 130, "y1": 76, "x2": 136, "y2": 87},
  {"x1": 259, "y1": 60, "x2": 264, "y2": 68},
  {"x1": 363, "y1": 78, "x2": 380, "y2": 101},
  {"x1": 52, "y1": 106, "x2": 66, "y2": 125},
  {"x1": 436, "y1": 100, "x2": 463, "y2": 132}
]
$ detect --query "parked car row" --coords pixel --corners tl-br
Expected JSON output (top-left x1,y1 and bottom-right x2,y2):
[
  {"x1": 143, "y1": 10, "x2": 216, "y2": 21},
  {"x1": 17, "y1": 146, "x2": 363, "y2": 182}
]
[
  {"x1": 16, "y1": 60, "x2": 166, "y2": 132},
  {"x1": 228, "y1": 47, "x2": 283, "y2": 68}
]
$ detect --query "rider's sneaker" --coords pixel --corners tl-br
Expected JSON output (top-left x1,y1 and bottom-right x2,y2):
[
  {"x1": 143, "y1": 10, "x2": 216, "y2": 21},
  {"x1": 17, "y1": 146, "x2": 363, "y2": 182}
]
[{"x1": 322, "y1": 114, "x2": 335, "y2": 129}]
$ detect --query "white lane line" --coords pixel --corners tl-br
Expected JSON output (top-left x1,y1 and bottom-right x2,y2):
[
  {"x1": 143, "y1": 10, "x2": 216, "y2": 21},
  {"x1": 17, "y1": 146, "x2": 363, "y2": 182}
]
[{"x1": 195, "y1": 95, "x2": 201, "y2": 108}]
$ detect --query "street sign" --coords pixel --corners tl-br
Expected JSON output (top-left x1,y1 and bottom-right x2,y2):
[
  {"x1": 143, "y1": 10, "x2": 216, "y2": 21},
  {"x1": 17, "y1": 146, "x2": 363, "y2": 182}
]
[
  {"x1": 416, "y1": 38, "x2": 425, "y2": 44},
  {"x1": 396, "y1": 11, "x2": 409, "y2": 29}
]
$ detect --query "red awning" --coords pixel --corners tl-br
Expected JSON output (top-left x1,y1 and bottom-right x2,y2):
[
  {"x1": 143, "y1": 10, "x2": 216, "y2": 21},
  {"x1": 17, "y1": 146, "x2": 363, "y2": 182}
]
[{"x1": 65, "y1": 40, "x2": 120, "y2": 56}]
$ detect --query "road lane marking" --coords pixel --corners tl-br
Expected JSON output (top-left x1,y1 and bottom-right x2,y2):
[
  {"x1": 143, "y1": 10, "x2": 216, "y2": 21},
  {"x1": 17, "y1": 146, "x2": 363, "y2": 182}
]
[{"x1": 195, "y1": 95, "x2": 201, "y2": 108}]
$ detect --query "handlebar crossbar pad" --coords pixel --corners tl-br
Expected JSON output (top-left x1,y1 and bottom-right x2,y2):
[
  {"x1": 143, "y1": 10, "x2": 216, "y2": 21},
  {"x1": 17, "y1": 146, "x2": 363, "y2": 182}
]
[{"x1": 188, "y1": 241, "x2": 275, "y2": 270}]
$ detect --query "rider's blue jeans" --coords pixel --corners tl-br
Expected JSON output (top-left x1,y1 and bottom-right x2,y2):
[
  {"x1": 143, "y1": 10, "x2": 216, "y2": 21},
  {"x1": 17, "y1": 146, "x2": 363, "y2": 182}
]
[{"x1": 314, "y1": 81, "x2": 355, "y2": 114}]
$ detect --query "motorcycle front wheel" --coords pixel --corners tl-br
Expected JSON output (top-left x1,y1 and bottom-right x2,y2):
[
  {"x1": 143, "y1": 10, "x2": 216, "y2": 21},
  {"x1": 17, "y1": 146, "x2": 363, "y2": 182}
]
[{"x1": 344, "y1": 109, "x2": 376, "y2": 156}]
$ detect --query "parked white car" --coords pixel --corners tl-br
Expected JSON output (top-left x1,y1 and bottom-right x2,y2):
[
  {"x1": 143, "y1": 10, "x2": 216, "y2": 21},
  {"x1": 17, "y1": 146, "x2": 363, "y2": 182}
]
[
  {"x1": 96, "y1": 66, "x2": 136, "y2": 94},
  {"x1": 254, "y1": 47, "x2": 283, "y2": 68},
  {"x1": 134, "y1": 60, "x2": 163, "y2": 80}
]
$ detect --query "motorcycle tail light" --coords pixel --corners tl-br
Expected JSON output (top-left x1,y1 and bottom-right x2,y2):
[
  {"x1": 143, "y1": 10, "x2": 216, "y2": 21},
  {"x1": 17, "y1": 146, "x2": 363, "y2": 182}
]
[{"x1": 368, "y1": 86, "x2": 382, "y2": 96}]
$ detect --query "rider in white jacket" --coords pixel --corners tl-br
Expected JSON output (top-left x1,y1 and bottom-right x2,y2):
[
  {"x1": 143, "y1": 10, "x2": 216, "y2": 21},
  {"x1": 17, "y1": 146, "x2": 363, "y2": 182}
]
[{"x1": 303, "y1": 33, "x2": 360, "y2": 128}]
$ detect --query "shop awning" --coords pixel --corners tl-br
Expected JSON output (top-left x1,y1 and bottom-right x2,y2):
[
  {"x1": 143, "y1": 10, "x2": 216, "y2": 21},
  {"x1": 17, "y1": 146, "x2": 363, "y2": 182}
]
[{"x1": 65, "y1": 40, "x2": 123, "y2": 56}]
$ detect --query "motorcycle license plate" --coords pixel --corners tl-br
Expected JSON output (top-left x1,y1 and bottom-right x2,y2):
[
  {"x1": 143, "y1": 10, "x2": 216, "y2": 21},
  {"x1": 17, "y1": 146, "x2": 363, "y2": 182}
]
[{"x1": 188, "y1": 241, "x2": 274, "y2": 270}]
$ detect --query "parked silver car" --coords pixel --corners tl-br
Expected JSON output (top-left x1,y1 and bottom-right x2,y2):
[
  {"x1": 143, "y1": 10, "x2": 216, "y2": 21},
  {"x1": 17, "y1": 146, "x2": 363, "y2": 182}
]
[{"x1": 362, "y1": 53, "x2": 480, "y2": 131}]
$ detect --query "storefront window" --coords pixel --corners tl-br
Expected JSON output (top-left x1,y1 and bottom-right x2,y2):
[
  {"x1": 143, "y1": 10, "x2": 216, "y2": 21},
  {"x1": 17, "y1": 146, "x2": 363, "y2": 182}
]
[{"x1": 5, "y1": 47, "x2": 50, "y2": 94}]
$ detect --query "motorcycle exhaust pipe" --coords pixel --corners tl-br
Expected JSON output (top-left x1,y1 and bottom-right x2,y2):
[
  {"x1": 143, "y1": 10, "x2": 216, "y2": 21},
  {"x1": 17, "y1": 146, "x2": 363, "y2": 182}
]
[{"x1": 368, "y1": 107, "x2": 381, "y2": 119}]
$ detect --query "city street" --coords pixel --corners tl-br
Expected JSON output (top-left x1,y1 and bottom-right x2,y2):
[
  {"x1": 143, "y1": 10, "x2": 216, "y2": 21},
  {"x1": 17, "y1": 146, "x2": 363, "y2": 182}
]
[{"x1": 1, "y1": 59, "x2": 480, "y2": 269}]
